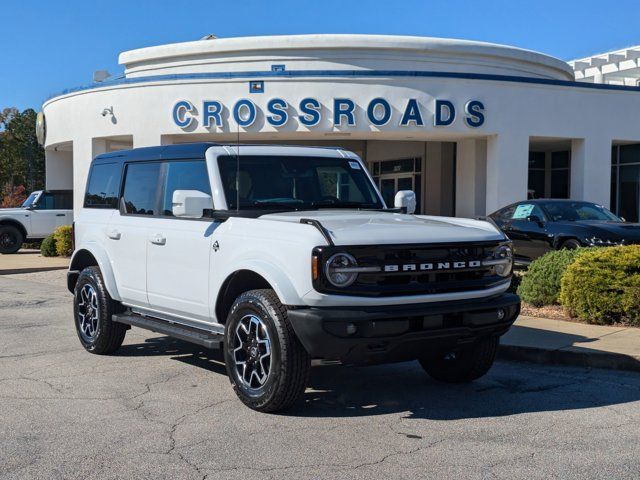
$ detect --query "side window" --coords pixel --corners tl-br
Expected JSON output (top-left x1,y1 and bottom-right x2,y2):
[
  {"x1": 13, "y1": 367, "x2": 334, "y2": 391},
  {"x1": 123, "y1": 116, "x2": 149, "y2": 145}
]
[
  {"x1": 161, "y1": 160, "x2": 212, "y2": 216},
  {"x1": 34, "y1": 192, "x2": 54, "y2": 210},
  {"x1": 494, "y1": 205, "x2": 516, "y2": 220},
  {"x1": 122, "y1": 163, "x2": 162, "y2": 215},
  {"x1": 85, "y1": 163, "x2": 121, "y2": 209},
  {"x1": 511, "y1": 204, "x2": 545, "y2": 220}
]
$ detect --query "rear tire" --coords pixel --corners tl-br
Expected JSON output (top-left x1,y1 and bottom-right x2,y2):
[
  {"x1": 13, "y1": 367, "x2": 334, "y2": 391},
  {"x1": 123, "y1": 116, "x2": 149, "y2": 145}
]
[
  {"x1": 73, "y1": 266, "x2": 127, "y2": 354},
  {"x1": 0, "y1": 225, "x2": 23, "y2": 254},
  {"x1": 419, "y1": 336, "x2": 499, "y2": 383},
  {"x1": 224, "y1": 289, "x2": 310, "y2": 412}
]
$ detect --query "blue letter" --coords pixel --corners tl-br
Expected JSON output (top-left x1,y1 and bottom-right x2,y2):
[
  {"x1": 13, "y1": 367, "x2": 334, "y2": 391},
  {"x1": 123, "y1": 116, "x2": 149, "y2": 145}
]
[
  {"x1": 464, "y1": 100, "x2": 485, "y2": 128},
  {"x1": 203, "y1": 101, "x2": 222, "y2": 128},
  {"x1": 367, "y1": 98, "x2": 391, "y2": 126},
  {"x1": 434, "y1": 100, "x2": 455, "y2": 126},
  {"x1": 333, "y1": 98, "x2": 355, "y2": 126},
  {"x1": 233, "y1": 99, "x2": 256, "y2": 127},
  {"x1": 266, "y1": 98, "x2": 288, "y2": 127},
  {"x1": 173, "y1": 100, "x2": 194, "y2": 128},
  {"x1": 400, "y1": 99, "x2": 424, "y2": 126},
  {"x1": 299, "y1": 98, "x2": 321, "y2": 126}
]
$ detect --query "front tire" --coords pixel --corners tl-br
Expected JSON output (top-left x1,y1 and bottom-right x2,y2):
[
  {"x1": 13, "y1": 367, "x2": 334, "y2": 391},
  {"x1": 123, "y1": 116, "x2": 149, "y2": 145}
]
[
  {"x1": 419, "y1": 336, "x2": 498, "y2": 383},
  {"x1": 73, "y1": 266, "x2": 127, "y2": 354},
  {"x1": 560, "y1": 238, "x2": 581, "y2": 250},
  {"x1": 0, "y1": 225, "x2": 23, "y2": 254},
  {"x1": 224, "y1": 289, "x2": 310, "y2": 412}
]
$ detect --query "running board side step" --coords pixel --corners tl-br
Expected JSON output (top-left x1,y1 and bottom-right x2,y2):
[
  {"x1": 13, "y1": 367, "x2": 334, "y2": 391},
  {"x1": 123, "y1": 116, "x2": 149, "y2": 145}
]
[{"x1": 112, "y1": 312, "x2": 224, "y2": 350}]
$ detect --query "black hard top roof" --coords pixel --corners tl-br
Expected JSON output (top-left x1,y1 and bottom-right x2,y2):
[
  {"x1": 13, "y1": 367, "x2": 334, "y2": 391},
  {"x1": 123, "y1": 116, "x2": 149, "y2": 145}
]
[
  {"x1": 92, "y1": 142, "x2": 347, "y2": 165},
  {"x1": 93, "y1": 142, "x2": 221, "y2": 164}
]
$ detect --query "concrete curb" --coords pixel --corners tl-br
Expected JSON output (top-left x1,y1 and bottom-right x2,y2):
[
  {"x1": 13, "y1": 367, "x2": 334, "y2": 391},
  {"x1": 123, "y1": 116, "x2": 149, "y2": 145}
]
[{"x1": 498, "y1": 344, "x2": 640, "y2": 373}]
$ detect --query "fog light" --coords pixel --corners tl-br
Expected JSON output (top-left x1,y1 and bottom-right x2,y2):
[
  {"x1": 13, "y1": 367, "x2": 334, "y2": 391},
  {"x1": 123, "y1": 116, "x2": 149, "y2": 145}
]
[
  {"x1": 497, "y1": 308, "x2": 506, "y2": 321},
  {"x1": 346, "y1": 323, "x2": 357, "y2": 335}
]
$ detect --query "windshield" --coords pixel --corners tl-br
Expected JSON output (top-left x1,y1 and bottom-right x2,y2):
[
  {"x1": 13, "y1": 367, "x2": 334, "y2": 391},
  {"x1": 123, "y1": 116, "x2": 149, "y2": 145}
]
[
  {"x1": 543, "y1": 201, "x2": 622, "y2": 222},
  {"x1": 21, "y1": 192, "x2": 39, "y2": 208},
  {"x1": 218, "y1": 155, "x2": 383, "y2": 210}
]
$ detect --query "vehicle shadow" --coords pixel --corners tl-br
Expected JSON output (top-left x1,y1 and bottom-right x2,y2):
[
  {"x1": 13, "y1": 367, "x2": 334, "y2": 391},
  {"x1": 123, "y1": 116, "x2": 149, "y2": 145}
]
[
  {"x1": 115, "y1": 336, "x2": 227, "y2": 376},
  {"x1": 115, "y1": 334, "x2": 640, "y2": 420}
]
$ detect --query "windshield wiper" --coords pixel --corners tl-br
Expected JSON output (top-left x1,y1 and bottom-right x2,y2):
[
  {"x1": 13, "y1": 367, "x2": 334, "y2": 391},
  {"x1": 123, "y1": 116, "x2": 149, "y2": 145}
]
[
  {"x1": 309, "y1": 200, "x2": 373, "y2": 209},
  {"x1": 246, "y1": 202, "x2": 301, "y2": 210}
]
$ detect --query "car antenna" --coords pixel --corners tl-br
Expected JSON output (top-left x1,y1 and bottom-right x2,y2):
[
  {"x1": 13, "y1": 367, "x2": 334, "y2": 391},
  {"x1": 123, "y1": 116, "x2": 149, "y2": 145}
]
[{"x1": 236, "y1": 118, "x2": 240, "y2": 212}]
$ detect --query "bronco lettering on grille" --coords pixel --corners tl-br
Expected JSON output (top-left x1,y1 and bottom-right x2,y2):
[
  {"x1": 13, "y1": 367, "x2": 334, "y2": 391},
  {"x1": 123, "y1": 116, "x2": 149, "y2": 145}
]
[{"x1": 383, "y1": 260, "x2": 482, "y2": 272}]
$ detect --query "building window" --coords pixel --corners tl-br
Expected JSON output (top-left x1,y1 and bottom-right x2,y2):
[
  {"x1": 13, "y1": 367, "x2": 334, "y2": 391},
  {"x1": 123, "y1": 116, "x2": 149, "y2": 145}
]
[
  {"x1": 527, "y1": 152, "x2": 545, "y2": 199},
  {"x1": 371, "y1": 157, "x2": 422, "y2": 212},
  {"x1": 550, "y1": 151, "x2": 570, "y2": 198},
  {"x1": 612, "y1": 144, "x2": 640, "y2": 222},
  {"x1": 527, "y1": 150, "x2": 570, "y2": 199}
]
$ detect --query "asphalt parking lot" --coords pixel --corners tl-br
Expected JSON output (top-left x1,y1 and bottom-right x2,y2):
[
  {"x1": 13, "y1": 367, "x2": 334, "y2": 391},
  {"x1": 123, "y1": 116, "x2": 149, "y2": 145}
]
[{"x1": 1, "y1": 271, "x2": 639, "y2": 480}]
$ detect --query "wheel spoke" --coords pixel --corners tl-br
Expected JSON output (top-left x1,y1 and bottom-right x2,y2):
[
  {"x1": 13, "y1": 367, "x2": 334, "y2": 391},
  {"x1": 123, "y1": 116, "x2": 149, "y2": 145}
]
[{"x1": 233, "y1": 314, "x2": 272, "y2": 390}]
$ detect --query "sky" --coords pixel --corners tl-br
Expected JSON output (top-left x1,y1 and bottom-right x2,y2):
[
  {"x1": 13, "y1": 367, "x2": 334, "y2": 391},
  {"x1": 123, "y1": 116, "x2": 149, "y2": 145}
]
[{"x1": 2, "y1": 0, "x2": 640, "y2": 111}]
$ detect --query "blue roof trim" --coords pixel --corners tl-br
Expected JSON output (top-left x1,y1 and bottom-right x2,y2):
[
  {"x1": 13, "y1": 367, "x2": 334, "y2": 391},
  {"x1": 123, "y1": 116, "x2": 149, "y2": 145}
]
[{"x1": 45, "y1": 69, "x2": 640, "y2": 102}]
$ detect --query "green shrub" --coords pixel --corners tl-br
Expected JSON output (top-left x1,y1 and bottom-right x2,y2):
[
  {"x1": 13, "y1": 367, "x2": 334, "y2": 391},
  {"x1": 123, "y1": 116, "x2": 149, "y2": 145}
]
[
  {"x1": 517, "y1": 248, "x2": 586, "y2": 307},
  {"x1": 559, "y1": 245, "x2": 640, "y2": 325},
  {"x1": 40, "y1": 234, "x2": 57, "y2": 257},
  {"x1": 53, "y1": 225, "x2": 73, "y2": 257}
]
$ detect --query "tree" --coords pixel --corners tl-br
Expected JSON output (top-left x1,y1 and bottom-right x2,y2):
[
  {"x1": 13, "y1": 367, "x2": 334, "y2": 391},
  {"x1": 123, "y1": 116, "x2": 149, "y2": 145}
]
[
  {"x1": 0, "y1": 185, "x2": 27, "y2": 208},
  {"x1": 0, "y1": 108, "x2": 45, "y2": 196}
]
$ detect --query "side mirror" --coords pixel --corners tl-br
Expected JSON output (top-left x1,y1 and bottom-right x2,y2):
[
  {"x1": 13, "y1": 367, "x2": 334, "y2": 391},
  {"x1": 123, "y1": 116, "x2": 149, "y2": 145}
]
[
  {"x1": 172, "y1": 190, "x2": 213, "y2": 218},
  {"x1": 527, "y1": 215, "x2": 544, "y2": 226},
  {"x1": 394, "y1": 190, "x2": 416, "y2": 214}
]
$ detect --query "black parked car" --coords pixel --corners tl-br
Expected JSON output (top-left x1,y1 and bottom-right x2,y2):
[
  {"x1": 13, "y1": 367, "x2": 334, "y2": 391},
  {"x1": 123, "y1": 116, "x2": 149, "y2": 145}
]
[{"x1": 490, "y1": 199, "x2": 640, "y2": 264}]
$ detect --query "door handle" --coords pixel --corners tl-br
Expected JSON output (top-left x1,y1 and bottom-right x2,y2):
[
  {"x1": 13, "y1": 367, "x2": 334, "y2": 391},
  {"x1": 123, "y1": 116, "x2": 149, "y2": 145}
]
[
  {"x1": 107, "y1": 230, "x2": 121, "y2": 240},
  {"x1": 56, "y1": 214, "x2": 65, "y2": 217},
  {"x1": 150, "y1": 234, "x2": 166, "y2": 246}
]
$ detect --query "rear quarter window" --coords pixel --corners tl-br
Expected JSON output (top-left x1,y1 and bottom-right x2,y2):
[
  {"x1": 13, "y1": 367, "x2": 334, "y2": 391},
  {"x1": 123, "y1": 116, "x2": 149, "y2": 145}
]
[{"x1": 84, "y1": 163, "x2": 121, "y2": 209}]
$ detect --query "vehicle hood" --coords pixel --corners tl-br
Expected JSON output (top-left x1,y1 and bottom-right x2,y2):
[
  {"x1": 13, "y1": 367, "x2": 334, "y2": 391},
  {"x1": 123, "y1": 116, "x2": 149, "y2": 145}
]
[
  {"x1": 0, "y1": 208, "x2": 27, "y2": 217},
  {"x1": 261, "y1": 210, "x2": 506, "y2": 245},
  {"x1": 566, "y1": 220, "x2": 640, "y2": 240}
]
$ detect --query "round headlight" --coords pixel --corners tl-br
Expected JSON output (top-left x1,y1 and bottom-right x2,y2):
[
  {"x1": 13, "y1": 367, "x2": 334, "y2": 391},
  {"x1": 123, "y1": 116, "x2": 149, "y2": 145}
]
[
  {"x1": 325, "y1": 253, "x2": 358, "y2": 287},
  {"x1": 494, "y1": 245, "x2": 513, "y2": 277}
]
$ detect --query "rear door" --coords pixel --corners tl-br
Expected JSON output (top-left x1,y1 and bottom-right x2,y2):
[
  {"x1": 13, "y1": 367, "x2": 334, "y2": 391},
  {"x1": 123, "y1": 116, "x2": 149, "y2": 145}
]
[
  {"x1": 146, "y1": 160, "x2": 214, "y2": 322},
  {"x1": 107, "y1": 162, "x2": 163, "y2": 307},
  {"x1": 53, "y1": 191, "x2": 74, "y2": 227}
]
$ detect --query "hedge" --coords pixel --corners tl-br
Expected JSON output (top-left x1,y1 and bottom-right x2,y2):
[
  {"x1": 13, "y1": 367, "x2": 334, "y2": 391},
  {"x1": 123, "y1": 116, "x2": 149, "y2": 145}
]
[
  {"x1": 517, "y1": 248, "x2": 586, "y2": 307},
  {"x1": 53, "y1": 225, "x2": 73, "y2": 257},
  {"x1": 559, "y1": 245, "x2": 640, "y2": 325},
  {"x1": 40, "y1": 234, "x2": 57, "y2": 257}
]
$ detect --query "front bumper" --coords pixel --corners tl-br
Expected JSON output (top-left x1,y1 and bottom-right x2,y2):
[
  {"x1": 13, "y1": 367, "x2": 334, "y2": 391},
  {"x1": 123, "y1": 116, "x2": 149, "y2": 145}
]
[{"x1": 287, "y1": 293, "x2": 520, "y2": 365}]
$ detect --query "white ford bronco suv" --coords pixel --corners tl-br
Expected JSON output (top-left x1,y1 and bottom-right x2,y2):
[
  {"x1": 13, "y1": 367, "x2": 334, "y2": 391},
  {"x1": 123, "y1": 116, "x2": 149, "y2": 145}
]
[
  {"x1": 68, "y1": 143, "x2": 519, "y2": 412},
  {"x1": 0, "y1": 190, "x2": 73, "y2": 254}
]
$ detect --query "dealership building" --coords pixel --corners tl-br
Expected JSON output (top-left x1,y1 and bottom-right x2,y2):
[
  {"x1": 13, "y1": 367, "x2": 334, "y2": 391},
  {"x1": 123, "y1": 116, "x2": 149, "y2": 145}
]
[{"x1": 40, "y1": 34, "x2": 640, "y2": 221}]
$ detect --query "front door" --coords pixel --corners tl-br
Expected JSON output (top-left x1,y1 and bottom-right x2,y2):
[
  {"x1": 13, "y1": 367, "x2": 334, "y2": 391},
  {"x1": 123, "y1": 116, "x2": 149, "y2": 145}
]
[
  {"x1": 145, "y1": 160, "x2": 214, "y2": 323},
  {"x1": 379, "y1": 174, "x2": 414, "y2": 209}
]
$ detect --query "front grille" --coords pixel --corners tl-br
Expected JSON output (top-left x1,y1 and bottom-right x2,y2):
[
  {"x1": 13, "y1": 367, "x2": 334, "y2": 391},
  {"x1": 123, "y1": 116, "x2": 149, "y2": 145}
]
[{"x1": 313, "y1": 242, "x2": 508, "y2": 297}]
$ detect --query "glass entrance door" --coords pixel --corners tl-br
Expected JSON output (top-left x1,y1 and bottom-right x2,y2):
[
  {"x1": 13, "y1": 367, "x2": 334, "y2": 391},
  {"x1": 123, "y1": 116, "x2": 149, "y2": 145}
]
[{"x1": 379, "y1": 174, "x2": 414, "y2": 209}]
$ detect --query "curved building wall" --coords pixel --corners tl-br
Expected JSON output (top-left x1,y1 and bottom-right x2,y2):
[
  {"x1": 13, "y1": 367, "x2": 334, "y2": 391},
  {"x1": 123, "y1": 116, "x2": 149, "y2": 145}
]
[{"x1": 42, "y1": 35, "x2": 640, "y2": 217}]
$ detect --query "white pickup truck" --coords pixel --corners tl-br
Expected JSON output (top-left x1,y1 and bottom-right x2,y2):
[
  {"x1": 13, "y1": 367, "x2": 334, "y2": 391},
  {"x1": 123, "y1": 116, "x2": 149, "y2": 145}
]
[
  {"x1": 0, "y1": 190, "x2": 73, "y2": 254},
  {"x1": 68, "y1": 143, "x2": 520, "y2": 412}
]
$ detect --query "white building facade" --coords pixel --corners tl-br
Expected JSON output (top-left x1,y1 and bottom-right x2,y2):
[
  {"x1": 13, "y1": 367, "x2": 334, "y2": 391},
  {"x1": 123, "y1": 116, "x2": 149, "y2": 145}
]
[{"x1": 41, "y1": 35, "x2": 640, "y2": 220}]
